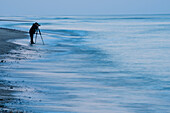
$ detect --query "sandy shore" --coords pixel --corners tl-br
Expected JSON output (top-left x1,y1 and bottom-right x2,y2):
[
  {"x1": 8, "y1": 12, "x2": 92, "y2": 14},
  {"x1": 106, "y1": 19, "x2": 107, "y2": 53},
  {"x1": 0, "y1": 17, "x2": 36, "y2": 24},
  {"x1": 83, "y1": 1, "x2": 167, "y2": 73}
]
[
  {"x1": 0, "y1": 28, "x2": 28, "y2": 112},
  {"x1": 0, "y1": 27, "x2": 28, "y2": 55}
]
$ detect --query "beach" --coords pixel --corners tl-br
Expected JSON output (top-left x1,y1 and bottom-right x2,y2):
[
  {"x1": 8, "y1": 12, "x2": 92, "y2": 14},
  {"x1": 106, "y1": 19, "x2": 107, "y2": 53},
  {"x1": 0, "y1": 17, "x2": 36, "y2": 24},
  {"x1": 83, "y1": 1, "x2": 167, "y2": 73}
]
[
  {"x1": 0, "y1": 15, "x2": 170, "y2": 113},
  {"x1": 0, "y1": 28, "x2": 27, "y2": 55},
  {"x1": 0, "y1": 28, "x2": 28, "y2": 112}
]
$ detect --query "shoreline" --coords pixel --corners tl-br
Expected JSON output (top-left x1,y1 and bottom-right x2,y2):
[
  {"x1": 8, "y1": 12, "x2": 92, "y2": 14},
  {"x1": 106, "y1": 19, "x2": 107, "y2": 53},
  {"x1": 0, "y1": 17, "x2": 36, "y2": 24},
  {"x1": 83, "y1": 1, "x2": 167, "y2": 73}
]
[
  {"x1": 0, "y1": 27, "x2": 28, "y2": 56},
  {"x1": 0, "y1": 27, "x2": 28, "y2": 112},
  {"x1": 0, "y1": 27, "x2": 28, "y2": 59}
]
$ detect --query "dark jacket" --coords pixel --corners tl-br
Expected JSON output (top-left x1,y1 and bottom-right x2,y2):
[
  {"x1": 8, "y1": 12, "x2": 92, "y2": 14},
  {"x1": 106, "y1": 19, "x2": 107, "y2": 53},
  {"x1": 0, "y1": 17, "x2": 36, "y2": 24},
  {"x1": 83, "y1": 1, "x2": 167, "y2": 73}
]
[{"x1": 29, "y1": 23, "x2": 39, "y2": 34}]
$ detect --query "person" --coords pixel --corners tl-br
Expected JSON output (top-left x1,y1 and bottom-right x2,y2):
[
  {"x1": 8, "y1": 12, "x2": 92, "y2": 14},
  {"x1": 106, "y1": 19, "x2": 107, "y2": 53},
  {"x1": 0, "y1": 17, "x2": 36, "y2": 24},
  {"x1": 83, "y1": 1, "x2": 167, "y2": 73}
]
[{"x1": 29, "y1": 22, "x2": 40, "y2": 44}]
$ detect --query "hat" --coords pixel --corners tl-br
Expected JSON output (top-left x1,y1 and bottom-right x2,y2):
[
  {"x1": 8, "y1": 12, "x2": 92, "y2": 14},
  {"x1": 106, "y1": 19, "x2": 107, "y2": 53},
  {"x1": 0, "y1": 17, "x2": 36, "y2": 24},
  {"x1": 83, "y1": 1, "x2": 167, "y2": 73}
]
[{"x1": 35, "y1": 22, "x2": 40, "y2": 26}]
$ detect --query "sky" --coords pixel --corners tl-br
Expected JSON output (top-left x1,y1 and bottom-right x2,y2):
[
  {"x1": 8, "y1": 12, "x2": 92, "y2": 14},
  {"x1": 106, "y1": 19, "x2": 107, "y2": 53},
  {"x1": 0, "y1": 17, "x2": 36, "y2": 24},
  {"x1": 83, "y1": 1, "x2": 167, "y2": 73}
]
[{"x1": 0, "y1": 0, "x2": 170, "y2": 16}]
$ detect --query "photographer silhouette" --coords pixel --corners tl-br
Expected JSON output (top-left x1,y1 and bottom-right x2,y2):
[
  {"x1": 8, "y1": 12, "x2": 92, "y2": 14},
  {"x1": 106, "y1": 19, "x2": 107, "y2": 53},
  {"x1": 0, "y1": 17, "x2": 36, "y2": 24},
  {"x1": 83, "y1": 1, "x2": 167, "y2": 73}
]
[{"x1": 29, "y1": 22, "x2": 41, "y2": 44}]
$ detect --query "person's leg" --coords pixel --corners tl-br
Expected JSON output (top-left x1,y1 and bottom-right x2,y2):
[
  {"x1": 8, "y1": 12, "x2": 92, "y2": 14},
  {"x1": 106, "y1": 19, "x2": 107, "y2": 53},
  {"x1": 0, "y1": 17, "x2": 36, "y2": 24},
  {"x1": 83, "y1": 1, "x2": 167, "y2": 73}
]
[{"x1": 30, "y1": 33, "x2": 35, "y2": 44}]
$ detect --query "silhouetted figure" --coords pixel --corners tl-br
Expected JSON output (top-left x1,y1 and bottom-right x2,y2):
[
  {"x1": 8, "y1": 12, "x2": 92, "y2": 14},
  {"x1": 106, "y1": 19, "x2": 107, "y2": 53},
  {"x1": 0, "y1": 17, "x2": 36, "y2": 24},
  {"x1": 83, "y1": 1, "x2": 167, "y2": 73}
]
[{"x1": 29, "y1": 22, "x2": 40, "y2": 44}]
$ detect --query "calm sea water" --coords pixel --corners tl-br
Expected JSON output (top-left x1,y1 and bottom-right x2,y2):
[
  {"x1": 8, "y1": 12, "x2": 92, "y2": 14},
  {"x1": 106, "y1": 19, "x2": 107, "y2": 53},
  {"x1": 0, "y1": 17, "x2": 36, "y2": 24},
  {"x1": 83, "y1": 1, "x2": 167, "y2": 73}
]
[{"x1": 0, "y1": 15, "x2": 170, "y2": 113}]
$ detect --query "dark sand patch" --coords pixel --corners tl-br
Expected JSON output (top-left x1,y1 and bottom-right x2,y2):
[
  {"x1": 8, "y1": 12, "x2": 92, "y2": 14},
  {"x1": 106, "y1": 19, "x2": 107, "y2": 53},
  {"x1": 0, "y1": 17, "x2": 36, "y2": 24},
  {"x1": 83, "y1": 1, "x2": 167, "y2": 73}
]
[
  {"x1": 0, "y1": 27, "x2": 28, "y2": 55},
  {"x1": 0, "y1": 28, "x2": 28, "y2": 112}
]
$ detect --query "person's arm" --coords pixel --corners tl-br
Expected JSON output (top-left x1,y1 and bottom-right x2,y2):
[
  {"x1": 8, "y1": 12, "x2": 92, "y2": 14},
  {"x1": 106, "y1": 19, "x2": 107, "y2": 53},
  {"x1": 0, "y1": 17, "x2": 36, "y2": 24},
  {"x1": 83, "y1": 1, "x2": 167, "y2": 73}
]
[{"x1": 35, "y1": 26, "x2": 39, "y2": 34}]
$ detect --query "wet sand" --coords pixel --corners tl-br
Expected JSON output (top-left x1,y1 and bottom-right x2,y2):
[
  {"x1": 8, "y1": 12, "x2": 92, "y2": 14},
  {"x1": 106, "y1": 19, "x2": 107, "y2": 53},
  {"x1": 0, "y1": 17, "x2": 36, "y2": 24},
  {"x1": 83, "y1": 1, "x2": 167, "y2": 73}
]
[
  {"x1": 0, "y1": 28, "x2": 28, "y2": 112},
  {"x1": 0, "y1": 27, "x2": 28, "y2": 55}
]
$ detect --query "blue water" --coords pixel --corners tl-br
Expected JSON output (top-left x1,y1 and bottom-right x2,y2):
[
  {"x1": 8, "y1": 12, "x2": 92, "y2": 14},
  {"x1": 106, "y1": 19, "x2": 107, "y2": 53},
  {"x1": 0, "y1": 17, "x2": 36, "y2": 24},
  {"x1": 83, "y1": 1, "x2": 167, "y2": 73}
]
[{"x1": 0, "y1": 15, "x2": 170, "y2": 113}]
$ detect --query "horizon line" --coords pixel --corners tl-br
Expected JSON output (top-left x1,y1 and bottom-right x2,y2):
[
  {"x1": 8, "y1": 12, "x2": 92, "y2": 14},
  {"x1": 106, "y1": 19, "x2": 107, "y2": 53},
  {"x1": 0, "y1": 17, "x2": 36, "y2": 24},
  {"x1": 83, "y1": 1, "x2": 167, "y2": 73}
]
[{"x1": 1, "y1": 13, "x2": 170, "y2": 17}]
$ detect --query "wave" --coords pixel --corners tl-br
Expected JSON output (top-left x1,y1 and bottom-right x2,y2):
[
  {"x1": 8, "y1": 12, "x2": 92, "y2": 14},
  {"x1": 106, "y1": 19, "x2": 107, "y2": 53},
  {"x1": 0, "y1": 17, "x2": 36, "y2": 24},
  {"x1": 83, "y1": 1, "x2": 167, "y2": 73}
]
[
  {"x1": 0, "y1": 19, "x2": 32, "y2": 22},
  {"x1": 44, "y1": 29, "x2": 89, "y2": 37},
  {"x1": 51, "y1": 15, "x2": 170, "y2": 21},
  {"x1": 76, "y1": 17, "x2": 170, "y2": 21},
  {"x1": 18, "y1": 15, "x2": 170, "y2": 22},
  {"x1": 54, "y1": 17, "x2": 73, "y2": 20}
]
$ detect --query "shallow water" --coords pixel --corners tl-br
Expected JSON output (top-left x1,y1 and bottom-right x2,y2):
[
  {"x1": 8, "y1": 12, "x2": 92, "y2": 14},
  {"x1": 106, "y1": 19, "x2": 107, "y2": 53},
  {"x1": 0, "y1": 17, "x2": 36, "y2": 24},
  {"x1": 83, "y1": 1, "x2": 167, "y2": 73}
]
[{"x1": 0, "y1": 15, "x2": 170, "y2": 113}]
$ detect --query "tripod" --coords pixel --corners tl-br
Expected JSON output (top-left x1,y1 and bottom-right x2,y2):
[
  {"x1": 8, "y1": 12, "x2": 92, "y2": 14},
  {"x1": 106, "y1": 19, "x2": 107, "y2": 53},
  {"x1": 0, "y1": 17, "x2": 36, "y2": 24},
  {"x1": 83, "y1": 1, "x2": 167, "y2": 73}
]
[{"x1": 35, "y1": 29, "x2": 45, "y2": 45}]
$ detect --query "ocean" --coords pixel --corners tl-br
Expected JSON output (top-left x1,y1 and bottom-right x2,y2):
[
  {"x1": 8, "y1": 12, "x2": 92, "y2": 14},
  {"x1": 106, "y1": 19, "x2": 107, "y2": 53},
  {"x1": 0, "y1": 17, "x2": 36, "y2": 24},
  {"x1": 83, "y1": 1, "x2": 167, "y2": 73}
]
[{"x1": 0, "y1": 15, "x2": 170, "y2": 113}]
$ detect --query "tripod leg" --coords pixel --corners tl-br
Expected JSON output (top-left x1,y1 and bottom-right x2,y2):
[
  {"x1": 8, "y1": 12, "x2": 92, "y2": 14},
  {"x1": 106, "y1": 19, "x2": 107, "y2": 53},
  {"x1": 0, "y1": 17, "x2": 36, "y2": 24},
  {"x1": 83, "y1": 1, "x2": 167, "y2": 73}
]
[
  {"x1": 40, "y1": 34, "x2": 45, "y2": 45},
  {"x1": 38, "y1": 30, "x2": 45, "y2": 45}
]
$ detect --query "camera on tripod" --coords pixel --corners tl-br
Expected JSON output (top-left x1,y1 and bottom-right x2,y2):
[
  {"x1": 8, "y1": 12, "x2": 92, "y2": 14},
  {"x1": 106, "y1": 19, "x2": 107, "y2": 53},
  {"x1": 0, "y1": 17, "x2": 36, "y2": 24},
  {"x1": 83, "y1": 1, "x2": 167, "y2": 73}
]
[{"x1": 35, "y1": 29, "x2": 45, "y2": 45}]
